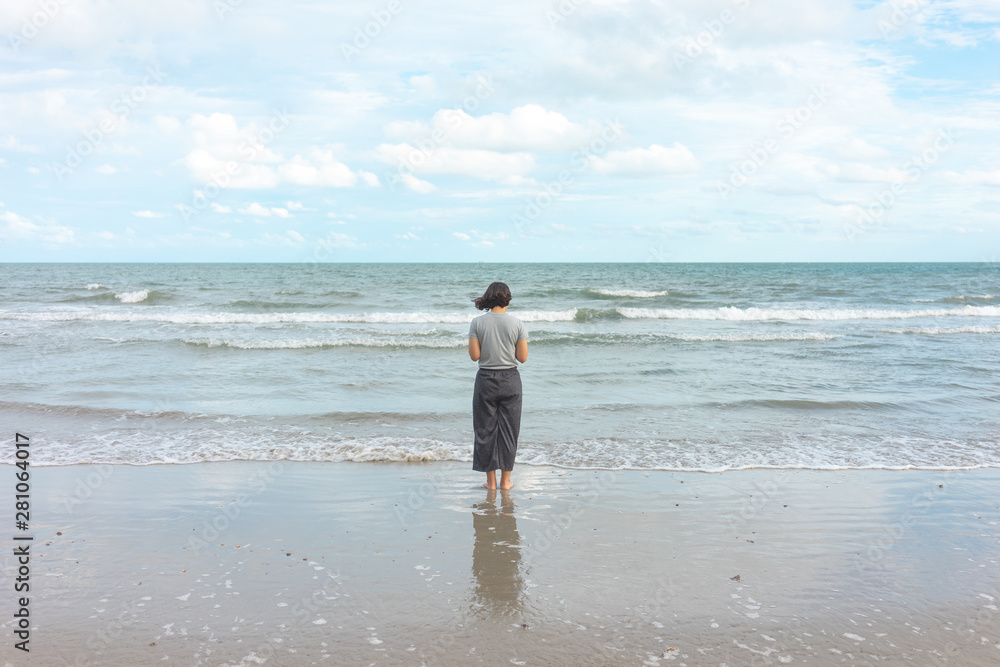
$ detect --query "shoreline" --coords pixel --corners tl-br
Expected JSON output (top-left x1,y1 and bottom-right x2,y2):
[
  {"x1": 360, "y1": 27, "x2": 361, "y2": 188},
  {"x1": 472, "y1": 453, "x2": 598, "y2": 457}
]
[
  {"x1": 20, "y1": 462, "x2": 1000, "y2": 471},
  {"x1": 2, "y1": 462, "x2": 998, "y2": 665}
]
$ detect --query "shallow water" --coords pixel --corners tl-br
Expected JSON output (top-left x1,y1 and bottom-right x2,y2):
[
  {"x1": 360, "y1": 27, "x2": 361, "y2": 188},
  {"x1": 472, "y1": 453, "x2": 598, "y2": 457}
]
[{"x1": 2, "y1": 262, "x2": 999, "y2": 471}]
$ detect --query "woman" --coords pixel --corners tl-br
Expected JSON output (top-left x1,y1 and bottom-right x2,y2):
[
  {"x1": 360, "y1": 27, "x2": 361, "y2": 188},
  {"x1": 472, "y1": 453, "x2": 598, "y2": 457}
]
[{"x1": 468, "y1": 282, "x2": 528, "y2": 490}]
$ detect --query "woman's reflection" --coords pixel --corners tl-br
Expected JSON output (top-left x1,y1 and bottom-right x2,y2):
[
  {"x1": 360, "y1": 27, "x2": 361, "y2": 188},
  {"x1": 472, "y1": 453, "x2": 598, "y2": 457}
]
[{"x1": 471, "y1": 488, "x2": 525, "y2": 615}]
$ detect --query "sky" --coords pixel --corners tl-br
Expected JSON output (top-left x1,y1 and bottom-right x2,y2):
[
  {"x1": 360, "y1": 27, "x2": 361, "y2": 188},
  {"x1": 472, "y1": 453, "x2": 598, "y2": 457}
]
[{"x1": 0, "y1": 0, "x2": 999, "y2": 263}]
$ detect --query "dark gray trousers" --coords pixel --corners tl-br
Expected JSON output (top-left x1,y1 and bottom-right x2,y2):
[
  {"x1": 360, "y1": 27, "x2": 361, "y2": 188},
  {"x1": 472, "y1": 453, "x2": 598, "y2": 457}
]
[{"x1": 472, "y1": 367, "x2": 522, "y2": 472}]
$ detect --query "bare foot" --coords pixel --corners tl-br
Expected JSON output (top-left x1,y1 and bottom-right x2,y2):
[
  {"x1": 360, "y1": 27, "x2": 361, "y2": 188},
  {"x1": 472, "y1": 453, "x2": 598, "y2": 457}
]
[
  {"x1": 498, "y1": 470, "x2": 513, "y2": 490},
  {"x1": 482, "y1": 482, "x2": 496, "y2": 490}
]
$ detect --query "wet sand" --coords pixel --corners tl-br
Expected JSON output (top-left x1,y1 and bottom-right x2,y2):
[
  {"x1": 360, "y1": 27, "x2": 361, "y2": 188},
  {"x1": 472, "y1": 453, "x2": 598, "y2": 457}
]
[{"x1": 2, "y1": 462, "x2": 999, "y2": 666}]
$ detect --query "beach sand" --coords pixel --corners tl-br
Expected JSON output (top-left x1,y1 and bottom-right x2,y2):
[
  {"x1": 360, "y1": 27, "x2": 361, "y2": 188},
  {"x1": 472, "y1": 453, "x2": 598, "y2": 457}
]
[{"x1": 2, "y1": 462, "x2": 999, "y2": 666}]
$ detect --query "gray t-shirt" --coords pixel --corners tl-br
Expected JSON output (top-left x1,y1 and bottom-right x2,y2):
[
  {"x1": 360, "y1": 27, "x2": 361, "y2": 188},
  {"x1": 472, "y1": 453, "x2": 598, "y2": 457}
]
[{"x1": 468, "y1": 312, "x2": 528, "y2": 369}]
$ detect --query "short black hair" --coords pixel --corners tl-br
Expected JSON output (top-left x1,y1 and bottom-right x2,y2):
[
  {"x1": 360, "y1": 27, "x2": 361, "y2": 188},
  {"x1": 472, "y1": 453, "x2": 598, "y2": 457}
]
[{"x1": 472, "y1": 281, "x2": 512, "y2": 311}]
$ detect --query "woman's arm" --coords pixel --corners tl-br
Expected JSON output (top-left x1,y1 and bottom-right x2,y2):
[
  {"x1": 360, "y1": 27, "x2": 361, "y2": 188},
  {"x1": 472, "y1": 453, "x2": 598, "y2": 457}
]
[
  {"x1": 515, "y1": 339, "x2": 528, "y2": 364},
  {"x1": 469, "y1": 337, "x2": 481, "y2": 361}
]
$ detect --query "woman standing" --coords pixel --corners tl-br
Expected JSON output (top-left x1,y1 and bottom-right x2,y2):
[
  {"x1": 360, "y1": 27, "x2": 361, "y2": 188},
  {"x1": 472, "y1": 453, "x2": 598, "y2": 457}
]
[{"x1": 468, "y1": 282, "x2": 528, "y2": 490}]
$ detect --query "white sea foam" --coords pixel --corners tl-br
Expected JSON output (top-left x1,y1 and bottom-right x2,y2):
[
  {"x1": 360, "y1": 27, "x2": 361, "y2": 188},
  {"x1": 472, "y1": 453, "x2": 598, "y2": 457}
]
[
  {"x1": 616, "y1": 305, "x2": 1000, "y2": 321},
  {"x1": 914, "y1": 294, "x2": 996, "y2": 303},
  {"x1": 0, "y1": 308, "x2": 577, "y2": 324},
  {"x1": 879, "y1": 325, "x2": 1000, "y2": 335},
  {"x1": 591, "y1": 289, "x2": 669, "y2": 298},
  {"x1": 5, "y1": 304, "x2": 1000, "y2": 325},
  {"x1": 115, "y1": 289, "x2": 150, "y2": 304},
  {"x1": 32, "y1": 429, "x2": 1000, "y2": 472},
  {"x1": 668, "y1": 332, "x2": 837, "y2": 342},
  {"x1": 86, "y1": 284, "x2": 109, "y2": 290},
  {"x1": 58, "y1": 433, "x2": 477, "y2": 467},
  {"x1": 96, "y1": 331, "x2": 833, "y2": 350},
  {"x1": 184, "y1": 337, "x2": 465, "y2": 350},
  {"x1": 23, "y1": 427, "x2": 1000, "y2": 471}
]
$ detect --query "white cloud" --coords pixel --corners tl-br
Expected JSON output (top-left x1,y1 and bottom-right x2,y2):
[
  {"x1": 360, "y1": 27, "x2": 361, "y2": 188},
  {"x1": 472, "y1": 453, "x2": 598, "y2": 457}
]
[
  {"x1": 183, "y1": 113, "x2": 283, "y2": 188},
  {"x1": 237, "y1": 203, "x2": 297, "y2": 217},
  {"x1": 0, "y1": 210, "x2": 75, "y2": 244},
  {"x1": 110, "y1": 143, "x2": 140, "y2": 156},
  {"x1": 286, "y1": 201, "x2": 305, "y2": 211},
  {"x1": 945, "y1": 170, "x2": 1000, "y2": 186},
  {"x1": 239, "y1": 203, "x2": 271, "y2": 217},
  {"x1": 132, "y1": 210, "x2": 165, "y2": 218},
  {"x1": 182, "y1": 115, "x2": 372, "y2": 190},
  {"x1": 375, "y1": 144, "x2": 535, "y2": 182},
  {"x1": 96, "y1": 164, "x2": 117, "y2": 175},
  {"x1": 409, "y1": 75, "x2": 436, "y2": 95},
  {"x1": 0, "y1": 0, "x2": 215, "y2": 60},
  {"x1": 835, "y1": 138, "x2": 891, "y2": 161},
  {"x1": 399, "y1": 174, "x2": 436, "y2": 193},
  {"x1": 258, "y1": 231, "x2": 305, "y2": 247},
  {"x1": 0, "y1": 135, "x2": 42, "y2": 153},
  {"x1": 314, "y1": 231, "x2": 358, "y2": 249},
  {"x1": 309, "y1": 90, "x2": 387, "y2": 116},
  {"x1": 278, "y1": 148, "x2": 358, "y2": 187},
  {"x1": 588, "y1": 143, "x2": 699, "y2": 176},
  {"x1": 453, "y1": 229, "x2": 508, "y2": 248},
  {"x1": 824, "y1": 162, "x2": 919, "y2": 184},
  {"x1": 385, "y1": 104, "x2": 596, "y2": 152},
  {"x1": 154, "y1": 115, "x2": 181, "y2": 135},
  {"x1": 210, "y1": 203, "x2": 231, "y2": 213}
]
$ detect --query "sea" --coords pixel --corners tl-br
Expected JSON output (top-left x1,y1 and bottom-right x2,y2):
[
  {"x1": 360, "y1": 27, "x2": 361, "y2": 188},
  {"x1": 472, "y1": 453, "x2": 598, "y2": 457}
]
[{"x1": 1, "y1": 262, "x2": 998, "y2": 471}]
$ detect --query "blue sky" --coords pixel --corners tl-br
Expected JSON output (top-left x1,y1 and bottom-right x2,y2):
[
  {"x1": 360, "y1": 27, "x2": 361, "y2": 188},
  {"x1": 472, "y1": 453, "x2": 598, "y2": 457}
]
[{"x1": 1, "y1": 0, "x2": 998, "y2": 262}]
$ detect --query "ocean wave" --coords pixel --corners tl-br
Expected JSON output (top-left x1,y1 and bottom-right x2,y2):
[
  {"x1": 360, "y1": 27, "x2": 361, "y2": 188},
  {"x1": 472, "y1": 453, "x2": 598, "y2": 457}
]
[
  {"x1": 879, "y1": 325, "x2": 1000, "y2": 335},
  {"x1": 537, "y1": 331, "x2": 836, "y2": 343},
  {"x1": 224, "y1": 299, "x2": 339, "y2": 310},
  {"x1": 183, "y1": 337, "x2": 466, "y2": 350},
  {"x1": 723, "y1": 398, "x2": 903, "y2": 411},
  {"x1": 573, "y1": 308, "x2": 623, "y2": 322},
  {"x1": 4, "y1": 304, "x2": 1000, "y2": 325},
  {"x1": 914, "y1": 295, "x2": 997, "y2": 303},
  {"x1": 55, "y1": 288, "x2": 171, "y2": 305},
  {"x1": 14, "y1": 429, "x2": 1000, "y2": 471},
  {"x1": 0, "y1": 309, "x2": 577, "y2": 324},
  {"x1": 115, "y1": 289, "x2": 150, "y2": 303},
  {"x1": 3, "y1": 401, "x2": 996, "y2": 470},
  {"x1": 586, "y1": 288, "x2": 669, "y2": 298},
  {"x1": 200, "y1": 332, "x2": 836, "y2": 348},
  {"x1": 668, "y1": 332, "x2": 836, "y2": 342},
  {"x1": 320, "y1": 289, "x2": 364, "y2": 298},
  {"x1": 86, "y1": 283, "x2": 110, "y2": 290},
  {"x1": 32, "y1": 431, "x2": 475, "y2": 467},
  {"x1": 616, "y1": 305, "x2": 1000, "y2": 321},
  {"x1": 92, "y1": 330, "x2": 836, "y2": 350},
  {"x1": 56, "y1": 292, "x2": 121, "y2": 304}
]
